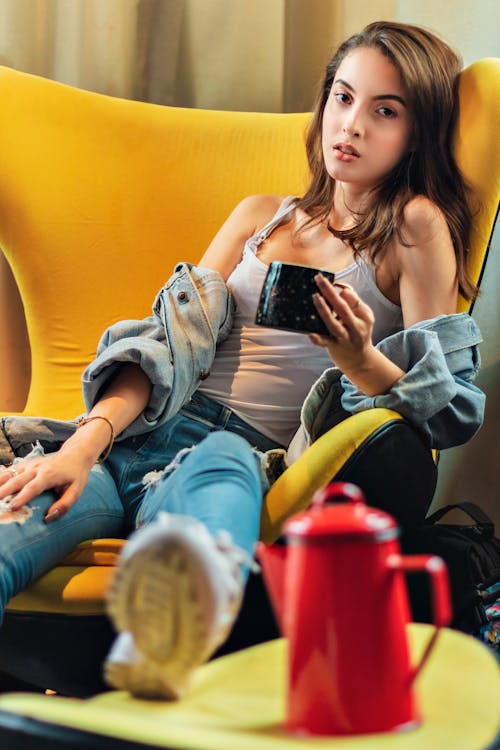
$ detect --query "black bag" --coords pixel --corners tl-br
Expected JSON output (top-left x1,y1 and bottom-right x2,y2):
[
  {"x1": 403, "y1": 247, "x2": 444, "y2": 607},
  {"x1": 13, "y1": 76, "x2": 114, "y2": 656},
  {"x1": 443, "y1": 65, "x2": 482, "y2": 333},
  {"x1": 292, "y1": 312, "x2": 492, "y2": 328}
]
[{"x1": 403, "y1": 501, "x2": 500, "y2": 634}]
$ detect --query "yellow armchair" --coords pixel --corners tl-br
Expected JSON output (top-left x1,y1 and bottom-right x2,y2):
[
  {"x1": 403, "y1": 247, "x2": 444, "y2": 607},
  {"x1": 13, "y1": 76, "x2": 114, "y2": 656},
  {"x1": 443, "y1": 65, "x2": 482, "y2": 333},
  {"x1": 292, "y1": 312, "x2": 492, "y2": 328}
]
[{"x1": 0, "y1": 57, "x2": 499, "y2": 696}]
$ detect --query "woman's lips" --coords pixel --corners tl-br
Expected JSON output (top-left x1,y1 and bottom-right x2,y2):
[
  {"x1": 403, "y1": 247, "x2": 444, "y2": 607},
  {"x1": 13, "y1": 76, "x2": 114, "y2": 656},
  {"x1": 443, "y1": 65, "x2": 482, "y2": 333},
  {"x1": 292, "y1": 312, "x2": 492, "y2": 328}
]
[{"x1": 333, "y1": 143, "x2": 360, "y2": 162}]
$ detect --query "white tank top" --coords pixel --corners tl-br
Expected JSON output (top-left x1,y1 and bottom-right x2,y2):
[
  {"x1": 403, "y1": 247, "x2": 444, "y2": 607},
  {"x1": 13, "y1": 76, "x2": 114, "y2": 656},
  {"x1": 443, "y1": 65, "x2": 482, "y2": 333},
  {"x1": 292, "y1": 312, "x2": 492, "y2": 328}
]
[{"x1": 198, "y1": 197, "x2": 403, "y2": 446}]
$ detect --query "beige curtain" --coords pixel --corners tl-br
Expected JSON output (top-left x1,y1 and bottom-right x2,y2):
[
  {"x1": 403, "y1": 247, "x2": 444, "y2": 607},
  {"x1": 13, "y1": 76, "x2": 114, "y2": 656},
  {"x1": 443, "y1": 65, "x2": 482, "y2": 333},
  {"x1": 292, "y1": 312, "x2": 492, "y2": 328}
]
[
  {"x1": 0, "y1": 0, "x2": 185, "y2": 104},
  {"x1": 173, "y1": 0, "x2": 340, "y2": 113},
  {"x1": 0, "y1": 0, "x2": 344, "y2": 112}
]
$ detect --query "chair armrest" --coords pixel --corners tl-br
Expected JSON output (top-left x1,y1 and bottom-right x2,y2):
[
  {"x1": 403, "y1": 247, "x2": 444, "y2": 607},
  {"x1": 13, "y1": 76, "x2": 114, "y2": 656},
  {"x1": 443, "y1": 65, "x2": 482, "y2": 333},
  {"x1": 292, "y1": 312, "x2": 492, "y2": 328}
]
[{"x1": 260, "y1": 408, "x2": 403, "y2": 543}]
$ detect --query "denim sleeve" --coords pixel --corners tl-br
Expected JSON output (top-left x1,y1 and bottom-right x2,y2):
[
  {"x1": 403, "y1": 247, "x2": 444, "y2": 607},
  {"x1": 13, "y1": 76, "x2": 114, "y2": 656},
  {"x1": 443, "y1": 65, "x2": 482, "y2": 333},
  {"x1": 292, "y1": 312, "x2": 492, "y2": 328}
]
[
  {"x1": 80, "y1": 264, "x2": 234, "y2": 438},
  {"x1": 81, "y1": 315, "x2": 178, "y2": 433},
  {"x1": 340, "y1": 314, "x2": 485, "y2": 449}
]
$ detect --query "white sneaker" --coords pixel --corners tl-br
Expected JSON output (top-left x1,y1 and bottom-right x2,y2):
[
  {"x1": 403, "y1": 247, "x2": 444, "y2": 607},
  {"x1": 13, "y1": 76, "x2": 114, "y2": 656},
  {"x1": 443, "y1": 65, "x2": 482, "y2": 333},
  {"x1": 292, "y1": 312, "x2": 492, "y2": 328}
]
[
  {"x1": 104, "y1": 513, "x2": 249, "y2": 699},
  {"x1": 104, "y1": 632, "x2": 183, "y2": 700}
]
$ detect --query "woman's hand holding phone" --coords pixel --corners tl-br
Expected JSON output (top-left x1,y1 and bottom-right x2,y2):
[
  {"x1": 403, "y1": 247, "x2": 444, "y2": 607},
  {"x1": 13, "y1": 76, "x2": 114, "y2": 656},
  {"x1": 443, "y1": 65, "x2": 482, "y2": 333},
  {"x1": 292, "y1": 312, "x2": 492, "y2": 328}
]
[
  {"x1": 310, "y1": 273, "x2": 375, "y2": 369},
  {"x1": 311, "y1": 274, "x2": 404, "y2": 396},
  {"x1": 255, "y1": 262, "x2": 336, "y2": 335}
]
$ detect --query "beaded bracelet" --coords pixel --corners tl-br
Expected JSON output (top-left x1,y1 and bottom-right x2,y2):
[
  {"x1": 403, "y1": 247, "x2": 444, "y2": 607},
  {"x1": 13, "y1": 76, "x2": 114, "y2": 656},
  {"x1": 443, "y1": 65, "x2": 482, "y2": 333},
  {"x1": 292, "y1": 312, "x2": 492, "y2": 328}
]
[{"x1": 76, "y1": 415, "x2": 115, "y2": 462}]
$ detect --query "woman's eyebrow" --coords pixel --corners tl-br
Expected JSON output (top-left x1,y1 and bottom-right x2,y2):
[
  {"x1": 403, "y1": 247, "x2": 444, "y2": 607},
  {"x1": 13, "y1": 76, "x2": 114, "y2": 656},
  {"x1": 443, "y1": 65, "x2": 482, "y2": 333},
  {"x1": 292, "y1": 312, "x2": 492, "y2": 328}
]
[{"x1": 334, "y1": 78, "x2": 407, "y2": 107}]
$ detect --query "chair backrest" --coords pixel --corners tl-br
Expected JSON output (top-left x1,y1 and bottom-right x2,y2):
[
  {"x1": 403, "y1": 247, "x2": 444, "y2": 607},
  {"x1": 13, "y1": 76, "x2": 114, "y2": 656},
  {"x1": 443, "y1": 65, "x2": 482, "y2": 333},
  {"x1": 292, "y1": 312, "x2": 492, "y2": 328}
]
[
  {"x1": 0, "y1": 66, "x2": 310, "y2": 417},
  {"x1": 0, "y1": 58, "x2": 499, "y2": 420},
  {"x1": 431, "y1": 58, "x2": 500, "y2": 527},
  {"x1": 454, "y1": 57, "x2": 500, "y2": 312}
]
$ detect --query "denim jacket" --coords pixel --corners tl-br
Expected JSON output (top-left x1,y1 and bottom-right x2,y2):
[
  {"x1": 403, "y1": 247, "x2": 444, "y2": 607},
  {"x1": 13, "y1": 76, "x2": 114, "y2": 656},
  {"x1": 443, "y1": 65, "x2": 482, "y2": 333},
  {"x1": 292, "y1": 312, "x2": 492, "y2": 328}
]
[
  {"x1": 0, "y1": 263, "x2": 485, "y2": 465},
  {"x1": 0, "y1": 263, "x2": 233, "y2": 462},
  {"x1": 81, "y1": 263, "x2": 234, "y2": 438},
  {"x1": 290, "y1": 313, "x2": 484, "y2": 458}
]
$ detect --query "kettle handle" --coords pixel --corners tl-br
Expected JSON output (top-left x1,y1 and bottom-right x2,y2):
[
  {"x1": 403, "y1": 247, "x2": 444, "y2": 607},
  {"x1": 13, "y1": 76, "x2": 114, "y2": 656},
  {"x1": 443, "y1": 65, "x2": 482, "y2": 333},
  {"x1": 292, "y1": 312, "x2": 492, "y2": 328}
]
[{"x1": 387, "y1": 553, "x2": 452, "y2": 682}]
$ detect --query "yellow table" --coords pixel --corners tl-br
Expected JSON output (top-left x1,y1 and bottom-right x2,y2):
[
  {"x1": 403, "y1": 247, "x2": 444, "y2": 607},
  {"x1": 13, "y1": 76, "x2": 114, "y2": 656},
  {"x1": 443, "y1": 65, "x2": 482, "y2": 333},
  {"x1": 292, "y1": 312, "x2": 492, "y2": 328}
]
[{"x1": 0, "y1": 625, "x2": 498, "y2": 750}]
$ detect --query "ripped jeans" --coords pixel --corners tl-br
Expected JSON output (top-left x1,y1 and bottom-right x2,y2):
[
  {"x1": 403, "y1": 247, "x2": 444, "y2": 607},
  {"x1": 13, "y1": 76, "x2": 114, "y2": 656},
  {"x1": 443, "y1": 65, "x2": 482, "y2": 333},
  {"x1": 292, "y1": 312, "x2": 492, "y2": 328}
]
[{"x1": 0, "y1": 392, "x2": 280, "y2": 623}]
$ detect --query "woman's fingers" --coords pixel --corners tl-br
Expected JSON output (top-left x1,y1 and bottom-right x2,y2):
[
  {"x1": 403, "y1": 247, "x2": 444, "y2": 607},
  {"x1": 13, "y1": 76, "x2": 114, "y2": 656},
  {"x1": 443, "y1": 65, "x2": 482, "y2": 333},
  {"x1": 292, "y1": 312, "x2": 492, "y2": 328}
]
[
  {"x1": 0, "y1": 457, "x2": 80, "y2": 514},
  {"x1": 337, "y1": 283, "x2": 362, "y2": 313},
  {"x1": 42, "y1": 471, "x2": 89, "y2": 522},
  {"x1": 43, "y1": 488, "x2": 78, "y2": 524},
  {"x1": 313, "y1": 274, "x2": 373, "y2": 335},
  {"x1": 312, "y1": 292, "x2": 345, "y2": 338},
  {"x1": 310, "y1": 274, "x2": 377, "y2": 379},
  {"x1": 314, "y1": 275, "x2": 364, "y2": 317},
  {"x1": 1, "y1": 449, "x2": 90, "y2": 523},
  {"x1": 0, "y1": 463, "x2": 20, "y2": 481},
  {"x1": 4, "y1": 470, "x2": 49, "y2": 509},
  {"x1": 0, "y1": 461, "x2": 30, "y2": 499}
]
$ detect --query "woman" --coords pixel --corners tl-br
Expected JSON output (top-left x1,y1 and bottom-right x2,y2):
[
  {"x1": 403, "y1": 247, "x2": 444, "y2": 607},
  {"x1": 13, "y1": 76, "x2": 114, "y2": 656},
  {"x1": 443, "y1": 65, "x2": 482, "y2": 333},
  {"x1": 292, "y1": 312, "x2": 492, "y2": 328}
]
[{"x1": 0, "y1": 22, "x2": 484, "y2": 699}]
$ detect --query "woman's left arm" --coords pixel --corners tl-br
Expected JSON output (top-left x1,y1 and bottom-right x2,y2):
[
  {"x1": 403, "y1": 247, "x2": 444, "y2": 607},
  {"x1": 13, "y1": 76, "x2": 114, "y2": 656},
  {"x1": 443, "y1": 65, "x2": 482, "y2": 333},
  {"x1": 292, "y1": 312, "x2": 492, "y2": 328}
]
[
  {"x1": 396, "y1": 196, "x2": 458, "y2": 327},
  {"x1": 311, "y1": 197, "x2": 459, "y2": 395},
  {"x1": 334, "y1": 199, "x2": 484, "y2": 449}
]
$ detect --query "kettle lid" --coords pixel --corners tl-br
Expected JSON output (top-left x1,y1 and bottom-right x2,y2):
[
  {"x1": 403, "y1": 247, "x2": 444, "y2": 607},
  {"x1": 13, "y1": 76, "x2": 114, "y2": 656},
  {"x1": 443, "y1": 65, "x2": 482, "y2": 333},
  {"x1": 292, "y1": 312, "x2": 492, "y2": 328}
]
[{"x1": 284, "y1": 483, "x2": 398, "y2": 542}]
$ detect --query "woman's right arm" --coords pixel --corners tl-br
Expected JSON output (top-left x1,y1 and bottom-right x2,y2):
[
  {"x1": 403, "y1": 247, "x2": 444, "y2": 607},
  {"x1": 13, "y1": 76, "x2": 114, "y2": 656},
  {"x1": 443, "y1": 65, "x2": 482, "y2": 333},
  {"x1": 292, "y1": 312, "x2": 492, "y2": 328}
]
[
  {"x1": 0, "y1": 363, "x2": 152, "y2": 521},
  {"x1": 0, "y1": 195, "x2": 278, "y2": 517}
]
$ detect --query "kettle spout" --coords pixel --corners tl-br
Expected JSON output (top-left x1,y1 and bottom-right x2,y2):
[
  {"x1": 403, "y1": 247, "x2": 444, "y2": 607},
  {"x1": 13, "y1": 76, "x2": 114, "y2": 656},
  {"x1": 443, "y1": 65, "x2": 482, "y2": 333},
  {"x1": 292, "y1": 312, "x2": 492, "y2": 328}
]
[{"x1": 256, "y1": 541, "x2": 287, "y2": 634}]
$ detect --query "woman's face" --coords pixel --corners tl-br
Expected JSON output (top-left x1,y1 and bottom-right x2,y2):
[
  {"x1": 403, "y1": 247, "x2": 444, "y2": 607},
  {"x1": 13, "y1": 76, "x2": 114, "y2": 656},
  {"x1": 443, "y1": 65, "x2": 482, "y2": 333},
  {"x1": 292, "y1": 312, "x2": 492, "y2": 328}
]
[{"x1": 322, "y1": 46, "x2": 413, "y2": 191}]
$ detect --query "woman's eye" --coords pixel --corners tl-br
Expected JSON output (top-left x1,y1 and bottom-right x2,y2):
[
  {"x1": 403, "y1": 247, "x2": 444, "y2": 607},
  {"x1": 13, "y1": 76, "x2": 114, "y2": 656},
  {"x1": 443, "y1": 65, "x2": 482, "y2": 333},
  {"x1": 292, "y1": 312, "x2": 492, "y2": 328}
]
[
  {"x1": 378, "y1": 106, "x2": 396, "y2": 118},
  {"x1": 334, "y1": 91, "x2": 350, "y2": 104}
]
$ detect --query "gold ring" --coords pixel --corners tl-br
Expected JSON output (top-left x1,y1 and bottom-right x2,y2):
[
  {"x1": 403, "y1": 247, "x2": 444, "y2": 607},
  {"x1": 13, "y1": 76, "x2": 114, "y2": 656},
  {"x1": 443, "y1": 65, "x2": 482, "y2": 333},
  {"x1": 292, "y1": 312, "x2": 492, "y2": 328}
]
[{"x1": 8, "y1": 467, "x2": 18, "y2": 478}]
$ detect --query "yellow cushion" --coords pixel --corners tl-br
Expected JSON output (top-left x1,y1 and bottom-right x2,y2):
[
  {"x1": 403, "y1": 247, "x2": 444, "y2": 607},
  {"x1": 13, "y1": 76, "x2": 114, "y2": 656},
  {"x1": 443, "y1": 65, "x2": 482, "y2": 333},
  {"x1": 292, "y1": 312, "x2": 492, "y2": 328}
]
[
  {"x1": 59, "y1": 538, "x2": 125, "y2": 567},
  {"x1": 5, "y1": 539, "x2": 124, "y2": 615},
  {"x1": 6, "y1": 566, "x2": 116, "y2": 615},
  {"x1": 0, "y1": 625, "x2": 498, "y2": 749}
]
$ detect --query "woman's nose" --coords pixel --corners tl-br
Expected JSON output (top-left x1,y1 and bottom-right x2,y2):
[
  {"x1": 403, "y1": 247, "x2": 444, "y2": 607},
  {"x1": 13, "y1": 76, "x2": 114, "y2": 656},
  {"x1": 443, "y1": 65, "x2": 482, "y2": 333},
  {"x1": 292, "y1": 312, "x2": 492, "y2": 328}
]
[{"x1": 342, "y1": 108, "x2": 363, "y2": 138}]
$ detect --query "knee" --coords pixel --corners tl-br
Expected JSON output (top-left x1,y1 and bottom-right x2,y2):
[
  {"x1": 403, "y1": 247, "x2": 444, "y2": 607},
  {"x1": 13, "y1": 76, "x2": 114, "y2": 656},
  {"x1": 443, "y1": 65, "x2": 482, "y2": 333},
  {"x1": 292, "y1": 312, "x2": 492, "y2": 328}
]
[
  {"x1": 203, "y1": 431, "x2": 250, "y2": 452},
  {"x1": 199, "y1": 430, "x2": 254, "y2": 459},
  {"x1": 196, "y1": 432, "x2": 260, "y2": 480}
]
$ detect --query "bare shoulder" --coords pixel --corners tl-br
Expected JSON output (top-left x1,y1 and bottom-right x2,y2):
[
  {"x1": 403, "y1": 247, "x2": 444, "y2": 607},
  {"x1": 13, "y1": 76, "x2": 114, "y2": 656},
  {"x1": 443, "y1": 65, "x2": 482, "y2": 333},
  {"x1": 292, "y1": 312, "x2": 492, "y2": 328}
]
[
  {"x1": 231, "y1": 194, "x2": 287, "y2": 229},
  {"x1": 198, "y1": 194, "x2": 287, "y2": 279},
  {"x1": 395, "y1": 196, "x2": 458, "y2": 323},
  {"x1": 402, "y1": 195, "x2": 449, "y2": 245},
  {"x1": 396, "y1": 195, "x2": 455, "y2": 271},
  {"x1": 215, "y1": 193, "x2": 289, "y2": 247}
]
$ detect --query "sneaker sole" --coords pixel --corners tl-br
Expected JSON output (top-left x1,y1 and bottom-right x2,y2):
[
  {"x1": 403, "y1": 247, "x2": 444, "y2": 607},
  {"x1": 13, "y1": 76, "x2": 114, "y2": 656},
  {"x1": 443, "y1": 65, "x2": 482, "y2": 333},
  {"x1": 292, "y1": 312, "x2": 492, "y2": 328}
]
[
  {"x1": 104, "y1": 654, "x2": 181, "y2": 700},
  {"x1": 106, "y1": 537, "x2": 212, "y2": 671}
]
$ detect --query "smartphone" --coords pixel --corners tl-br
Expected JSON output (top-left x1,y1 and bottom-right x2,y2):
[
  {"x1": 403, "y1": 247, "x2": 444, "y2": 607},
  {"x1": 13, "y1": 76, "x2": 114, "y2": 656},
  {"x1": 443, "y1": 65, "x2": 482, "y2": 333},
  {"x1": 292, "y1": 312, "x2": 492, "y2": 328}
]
[{"x1": 255, "y1": 261, "x2": 335, "y2": 335}]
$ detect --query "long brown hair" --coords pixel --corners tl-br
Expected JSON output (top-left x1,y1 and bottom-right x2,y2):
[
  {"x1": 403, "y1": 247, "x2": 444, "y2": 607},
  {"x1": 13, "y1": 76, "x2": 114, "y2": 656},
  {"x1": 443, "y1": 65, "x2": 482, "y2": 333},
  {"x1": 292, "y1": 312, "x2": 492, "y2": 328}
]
[{"x1": 296, "y1": 21, "x2": 477, "y2": 300}]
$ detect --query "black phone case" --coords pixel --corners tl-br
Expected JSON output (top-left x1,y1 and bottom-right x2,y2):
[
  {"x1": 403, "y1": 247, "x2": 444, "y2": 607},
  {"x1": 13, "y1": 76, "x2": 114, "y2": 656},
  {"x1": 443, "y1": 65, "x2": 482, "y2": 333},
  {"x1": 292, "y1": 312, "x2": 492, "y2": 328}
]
[{"x1": 255, "y1": 261, "x2": 335, "y2": 335}]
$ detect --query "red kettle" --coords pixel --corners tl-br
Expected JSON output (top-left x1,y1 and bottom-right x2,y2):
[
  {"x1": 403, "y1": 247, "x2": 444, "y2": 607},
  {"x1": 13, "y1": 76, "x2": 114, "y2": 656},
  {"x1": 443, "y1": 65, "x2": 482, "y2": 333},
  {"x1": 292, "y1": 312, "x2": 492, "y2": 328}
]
[{"x1": 257, "y1": 482, "x2": 451, "y2": 736}]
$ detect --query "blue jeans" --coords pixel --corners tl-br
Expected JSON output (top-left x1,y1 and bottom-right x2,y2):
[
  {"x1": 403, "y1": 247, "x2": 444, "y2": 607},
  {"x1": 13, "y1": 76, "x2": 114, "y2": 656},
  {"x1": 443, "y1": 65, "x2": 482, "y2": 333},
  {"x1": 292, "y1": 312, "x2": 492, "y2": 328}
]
[{"x1": 0, "y1": 392, "x2": 280, "y2": 623}]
